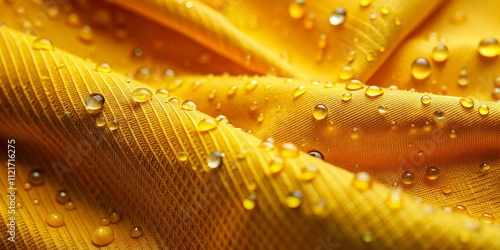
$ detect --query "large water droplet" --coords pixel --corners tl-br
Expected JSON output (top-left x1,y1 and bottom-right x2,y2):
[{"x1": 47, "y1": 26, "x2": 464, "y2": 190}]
[
  {"x1": 308, "y1": 150, "x2": 325, "y2": 161},
  {"x1": 432, "y1": 110, "x2": 446, "y2": 123},
  {"x1": 479, "y1": 163, "x2": 490, "y2": 173},
  {"x1": 131, "y1": 88, "x2": 152, "y2": 103},
  {"x1": 207, "y1": 151, "x2": 223, "y2": 169},
  {"x1": 478, "y1": 37, "x2": 500, "y2": 57},
  {"x1": 95, "y1": 62, "x2": 111, "y2": 73},
  {"x1": 432, "y1": 44, "x2": 449, "y2": 62},
  {"x1": 278, "y1": 143, "x2": 300, "y2": 158},
  {"x1": 359, "y1": 0, "x2": 372, "y2": 7},
  {"x1": 459, "y1": 98, "x2": 474, "y2": 108},
  {"x1": 92, "y1": 226, "x2": 114, "y2": 246},
  {"x1": 478, "y1": 104, "x2": 490, "y2": 115},
  {"x1": 33, "y1": 38, "x2": 54, "y2": 50},
  {"x1": 245, "y1": 80, "x2": 258, "y2": 92},
  {"x1": 85, "y1": 93, "x2": 105, "y2": 114},
  {"x1": 198, "y1": 118, "x2": 218, "y2": 132},
  {"x1": 401, "y1": 171, "x2": 415, "y2": 185},
  {"x1": 269, "y1": 157, "x2": 284, "y2": 174},
  {"x1": 259, "y1": 138, "x2": 275, "y2": 151},
  {"x1": 377, "y1": 105, "x2": 388, "y2": 115},
  {"x1": 339, "y1": 65, "x2": 354, "y2": 80},
  {"x1": 425, "y1": 166, "x2": 440, "y2": 180},
  {"x1": 108, "y1": 119, "x2": 119, "y2": 131},
  {"x1": 181, "y1": 100, "x2": 197, "y2": 111},
  {"x1": 479, "y1": 213, "x2": 496, "y2": 224},
  {"x1": 329, "y1": 7, "x2": 346, "y2": 26},
  {"x1": 411, "y1": 57, "x2": 431, "y2": 80},
  {"x1": 242, "y1": 194, "x2": 257, "y2": 210},
  {"x1": 420, "y1": 95, "x2": 432, "y2": 105},
  {"x1": 312, "y1": 104, "x2": 328, "y2": 120},
  {"x1": 353, "y1": 172, "x2": 372, "y2": 191},
  {"x1": 346, "y1": 80, "x2": 365, "y2": 90},
  {"x1": 492, "y1": 88, "x2": 500, "y2": 100},
  {"x1": 129, "y1": 226, "x2": 143, "y2": 238},
  {"x1": 289, "y1": 0, "x2": 306, "y2": 19},
  {"x1": 294, "y1": 86, "x2": 307, "y2": 99},
  {"x1": 46, "y1": 211, "x2": 64, "y2": 227},
  {"x1": 365, "y1": 85, "x2": 384, "y2": 97},
  {"x1": 342, "y1": 92, "x2": 352, "y2": 102},
  {"x1": 285, "y1": 190, "x2": 303, "y2": 208},
  {"x1": 300, "y1": 165, "x2": 319, "y2": 181}
]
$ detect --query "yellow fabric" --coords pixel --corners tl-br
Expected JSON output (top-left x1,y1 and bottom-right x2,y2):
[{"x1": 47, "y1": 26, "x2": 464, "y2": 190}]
[{"x1": 0, "y1": 0, "x2": 499, "y2": 249}]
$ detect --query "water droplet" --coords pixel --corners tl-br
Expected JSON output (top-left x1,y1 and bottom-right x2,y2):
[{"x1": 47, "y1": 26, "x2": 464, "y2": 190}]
[
  {"x1": 215, "y1": 115, "x2": 228, "y2": 124},
  {"x1": 457, "y1": 76, "x2": 468, "y2": 87},
  {"x1": 317, "y1": 34, "x2": 327, "y2": 49},
  {"x1": 181, "y1": 100, "x2": 197, "y2": 111},
  {"x1": 312, "y1": 104, "x2": 328, "y2": 120},
  {"x1": 366, "y1": 53, "x2": 374, "y2": 61},
  {"x1": 450, "y1": 129, "x2": 458, "y2": 139},
  {"x1": 67, "y1": 13, "x2": 81, "y2": 26},
  {"x1": 478, "y1": 104, "x2": 489, "y2": 115},
  {"x1": 242, "y1": 194, "x2": 257, "y2": 210},
  {"x1": 260, "y1": 138, "x2": 275, "y2": 151},
  {"x1": 24, "y1": 182, "x2": 32, "y2": 190},
  {"x1": 380, "y1": 5, "x2": 391, "y2": 15},
  {"x1": 28, "y1": 169, "x2": 44, "y2": 185},
  {"x1": 452, "y1": 204, "x2": 468, "y2": 215},
  {"x1": 353, "y1": 172, "x2": 372, "y2": 191},
  {"x1": 459, "y1": 98, "x2": 474, "y2": 108},
  {"x1": 347, "y1": 51, "x2": 356, "y2": 62},
  {"x1": 109, "y1": 211, "x2": 121, "y2": 223},
  {"x1": 425, "y1": 166, "x2": 440, "y2": 180},
  {"x1": 85, "y1": 93, "x2": 105, "y2": 114},
  {"x1": 329, "y1": 7, "x2": 346, "y2": 26},
  {"x1": 377, "y1": 105, "x2": 388, "y2": 115},
  {"x1": 100, "y1": 218, "x2": 110, "y2": 226},
  {"x1": 289, "y1": 0, "x2": 306, "y2": 19},
  {"x1": 65, "y1": 201, "x2": 76, "y2": 210},
  {"x1": 300, "y1": 165, "x2": 319, "y2": 181},
  {"x1": 394, "y1": 17, "x2": 401, "y2": 25},
  {"x1": 285, "y1": 190, "x2": 303, "y2": 208},
  {"x1": 420, "y1": 95, "x2": 432, "y2": 105},
  {"x1": 269, "y1": 157, "x2": 284, "y2": 174},
  {"x1": 207, "y1": 151, "x2": 223, "y2": 169},
  {"x1": 479, "y1": 213, "x2": 496, "y2": 224},
  {"x1": 245, "y1": 80, "x2": 258, "y2": 92},
  {"x1": 442, "y1": 185, "x2": 452, "y2": 194},
  {"x1": 249, "y1": 101, "x2": 258, "y2": 111},
  {"x1": 168, "y1": 98, "x2": 180, "y2": 105},
  {"x1": 207, "y1": 89, "x2": 217, "y2": 100},
  {"x1": 411, "y1": 57, "x2": 431, "y2": 80},
  {"x1": 342, "y1": 92, "x2": 352, "y2": 102},
  {"x1": 386, "y1": 188, "x2": 403, "y2": 210},
  {"x1": 346, "y1": 80, "x2": 365, "y2": 90},
  {"x1": 79, "y1": 25, "x2": 94, "y2": 42},
  {"x1": 56, "y1": 189, "x2": 69, "y2": 204},
  {"x1": 365, "y1": 86, "x2": 384, "y2": 97},
  {"x1": 479, "y1": 163, "x2": 490, "y2": 173},
  {"x1": 96, "y1": 115, "x2": 106, "y2": 127},
  {"x1": 108, "y1": 119, "x2": 119, "y2": 131},
  {"x1": 46, "y1": 211, "x2": 64, "y2": 227},
  {"x1": 33, "y1": 38, "x2": 54, "y2": 50},
  {"x1": 278, "y1": 143, "x2": 299, "y2": 158},
  {"x1": 293, "y1": 86, "x2": 307, "y2": 99},
  {"x1": 33, "y1": 199, "x2": 40, "y2": 205},
  {"x1": 339, "y1": 65, "x2": 354, "y2": 80},
  {"x1": 198, "y1": 118, "x2": 218, "y2": 132},
  {"x1": 478, "y1": 37, "x2": 500, "y2": 57},
  {"x1": 129, "y1": 226, "x2": 143, "y2": 238},
  {"x1": 432, "y1": 110, "x2": 446, "y2": 123},
  {"x1": 303, "y1": 13, "x2": 316, "y2": 29},
  {"x1": 431, "y1": 44, "x2": 449, "y2": 62},
  {"x1": 308, "y1": 150, "x2": 325, "y2": 160},
  {"x1": 362, "y1": 231, "x2": 374, "y2": 243},
  {"x1": 369, "y1": 12, "x2": 377, "y2": 20},
  {"x1": 95, "y1": 62, "x2": 111, "y2": 73},
  {"x1": 236, "y1": 149, "x2": 247, "y2": 159},
  {"x1": 177, "y1": 151, "x2": 189, "y2": 162},
  {"x1": 401, "y1": 171, "x2": 415, "y2": 185},
  {"x1": 227, "y1": 85, "x2": 238, "y2": 98},
  {"x1": 359, "y1": 0, "x2": 372, "y2": 7},
  {"x1": 492, "y1": 88, "x2": 500, "y2": 100},
  {"x1": 131, "y1": 88, "x2": 152, "y2": 103},
  {"x1": 257, "y1": 112, "x2": 264, "y2": 122},
  {"x1": 350, "y1": 127, "x2": 360, "y2": 139},
  {"x1": 310, "y1": 199, "x2": 328, "y2": 217},
  {"x1": 91, "y1": 226, "x2": 114, "y2": 246}
]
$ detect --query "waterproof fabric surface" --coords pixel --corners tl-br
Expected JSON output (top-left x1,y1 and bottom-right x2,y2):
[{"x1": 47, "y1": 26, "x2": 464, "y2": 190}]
[{"x1": 1, "y1": 0, "x2": 500, "y2": 249}]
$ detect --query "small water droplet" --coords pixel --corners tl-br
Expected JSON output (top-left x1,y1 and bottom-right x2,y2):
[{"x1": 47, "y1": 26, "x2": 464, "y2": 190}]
[
  {"x1": 289, "y1": 0, "x2": 306, "y2": 19},
  {"x1": 365, "y1": 85, "x2": 384, "y2": 97},
  {"x1": 492, "y1": 88, "x2": 500, "y2": 100},
  {"x1": 411, "y1": 57, "x2": 431, "y2": 80},
  {"x1": 100, "y1": 218, "x2": 110, "y2": 226},
  {"x1": 394, "y1": 17, "x2": 401, "y2": 26},
  {"x1": 95, "y1": 62, "x2": 111, "y2": 73},
  {"x1": 359, "y1": 0, "x2": 372, "y2": 7},
  {"x1": 300, "y1": 165, "x2": 319, "y2": 181},
  {"x1": 450, "y1": 129, "x2": 458, "y2": 139},
  {"x1": 442, "y1": 185, "x2": 452, "y2": 194},
  {"x1": 96, "y1": 115, "x2": 106, "y2": 127},
  {"x1": 342, "y1": 92, "x2": 352, "y2": 102},
  {"x1": 377, "y1": 105, "x2": 388, "y2": 115},
  {"x1": 108, "y1": 119, "x2": 119, "y2": 131},
  {"x1": 432, "y1": 44, "x2": 449, "y2": 62},
  {"x1": 432, "y1": 110, "x2": 446, "y2": 123},
  {"x1": 181, "y1": 100, "x2": 197, "y2": 111},
  {"x1": 362, "y1": 231, "x2": 374, "y2": 243},
  {"x1": 425, "y1": 166, "x2": 440, "y2": 180},
  {"x1": 245, "y1": 80, "x2": 258, "y2": 92},
  {"x1": 478, "y1": 104, "x2": 490, "y2": 115},
  {"x1": 401, "y1": 171, "x2": 415, "y2": 185},
  {"x1": 168, "y1": 98, "x2": 180, "y2": 105},
  {"x1": 269, "y1": 157, "x2": 284, "y2": 174},
  {"x1": 420, "y1": 95, "x2": 432, "y2": 105},
  {"x1": 92, "y1": 226, "x2": 114, "y2": 246},
  {"x1": 457, "y1": 76, "x2": 468, "y2": 87},
  {"x1": 198, "y1": 118, "x2": 218, "y2": 132},
  {"x1": 293, "y1": 86, "x2": 307, "y2": 99},
  {"x1": 308, "y1": 150, "x2": 325, "y2": 160},
  {"x1": 346, "y1": 80, "x2": 365, "y2": 90},
  {"x1": 380, "y1": 5, "x2": 391, "y2": 15},
  {"x1": 353, "y1": 172, "x2": 372, "y2": 191},
  {"x1": 257, "y1": 112, "x2": 264, "y2": 122},
  {"x1": 278, "y1": 143, "x2": 299, "y2": 158},
  {"x1": 312, "y1": 199, "x2": 328, "y2": 217},
  {"x1": 479, "y1": 212, "x2": 496, "y2": 224},
  {"x1": 259, "y1": 138, "x2": 275, "y2": 151},
  {"x1": 369, "y1": 12, "x2": 377, "y2": 20},
  {"x1": 129, "y1": 226, "x2": 143, "y2": 238},
  {"x1": 33, "y1": 38, "x2": 54, "y2": 50},
  {"x1": 65, "y1": 201, "x2": 76, "y2": 210},
  {"x1": 329, "y1": 7, "x2": 346, "y2": 26},
  {"x1": 317, "y1": 34, "x2": 327, "y2": 49},
  {"x1": 79, "y1": 25, "x2": 94, "y2": 42},
  {"x1": 479, "y1": 163, "x2": 490, "y2": 173},
  {"x1": 24, "y1": 182, "x2": 32, "y2": 190},
  {"x1": 459, "y1": 98, "x2": 474, "y2": 108},
  {"x1": 242, "y1": 194, "x2": 257, "y2": 210},
  {"x1": 236, "y1": 149, "x2": 247, "y2": 159},
  {"x1": 109, "y1": 211, "x2": 121, "y2": 223},
  {"x1": 350, "y1": 127, "x2": 360, "y2": 139},
  {"x1": 46, "y1": 211, "x2": 64, "y2": 227},
  {"x1": 303, "y1": 13, "x2": 316, "y2": 29},
  {"x1": 56, "y1": 189, "x2": 69, "y2": 204},
  {"x1": 28, "y1": 169, "x2": 44, "y2": 185},
  {"x1": 366, "y1": 53, "x2": 374, "y2": 61},
  {"x1": 478, "y1": 37, "x2": 500, "y2": 57},
  {"x1": 285, "y1": 190, "x2": 303, "y2": 208},
  {"x1": 452, "y1": 204, "x2": 468, "y2": 215},
  {"x1": 386, "y1": 188, "x2": 403, "y2": 210},
  {"x1": 249, "y1": 100, "x2": 258, "y2": 111},
  {"x1": 85, "y1": 93, "x2": 105, "y2": 114},
  {"x1": 131, "y1": 88, "x2": 152, "y2": 103},
  {"x1": 339, "y1": 65, "x2": 354, "y2": 80},
  {"x1": 313, "y1": 104, "x2": 328, "y2": 120},
  {"x1": 207, "y1": 151, "x2": 223, "y2": 169}
]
